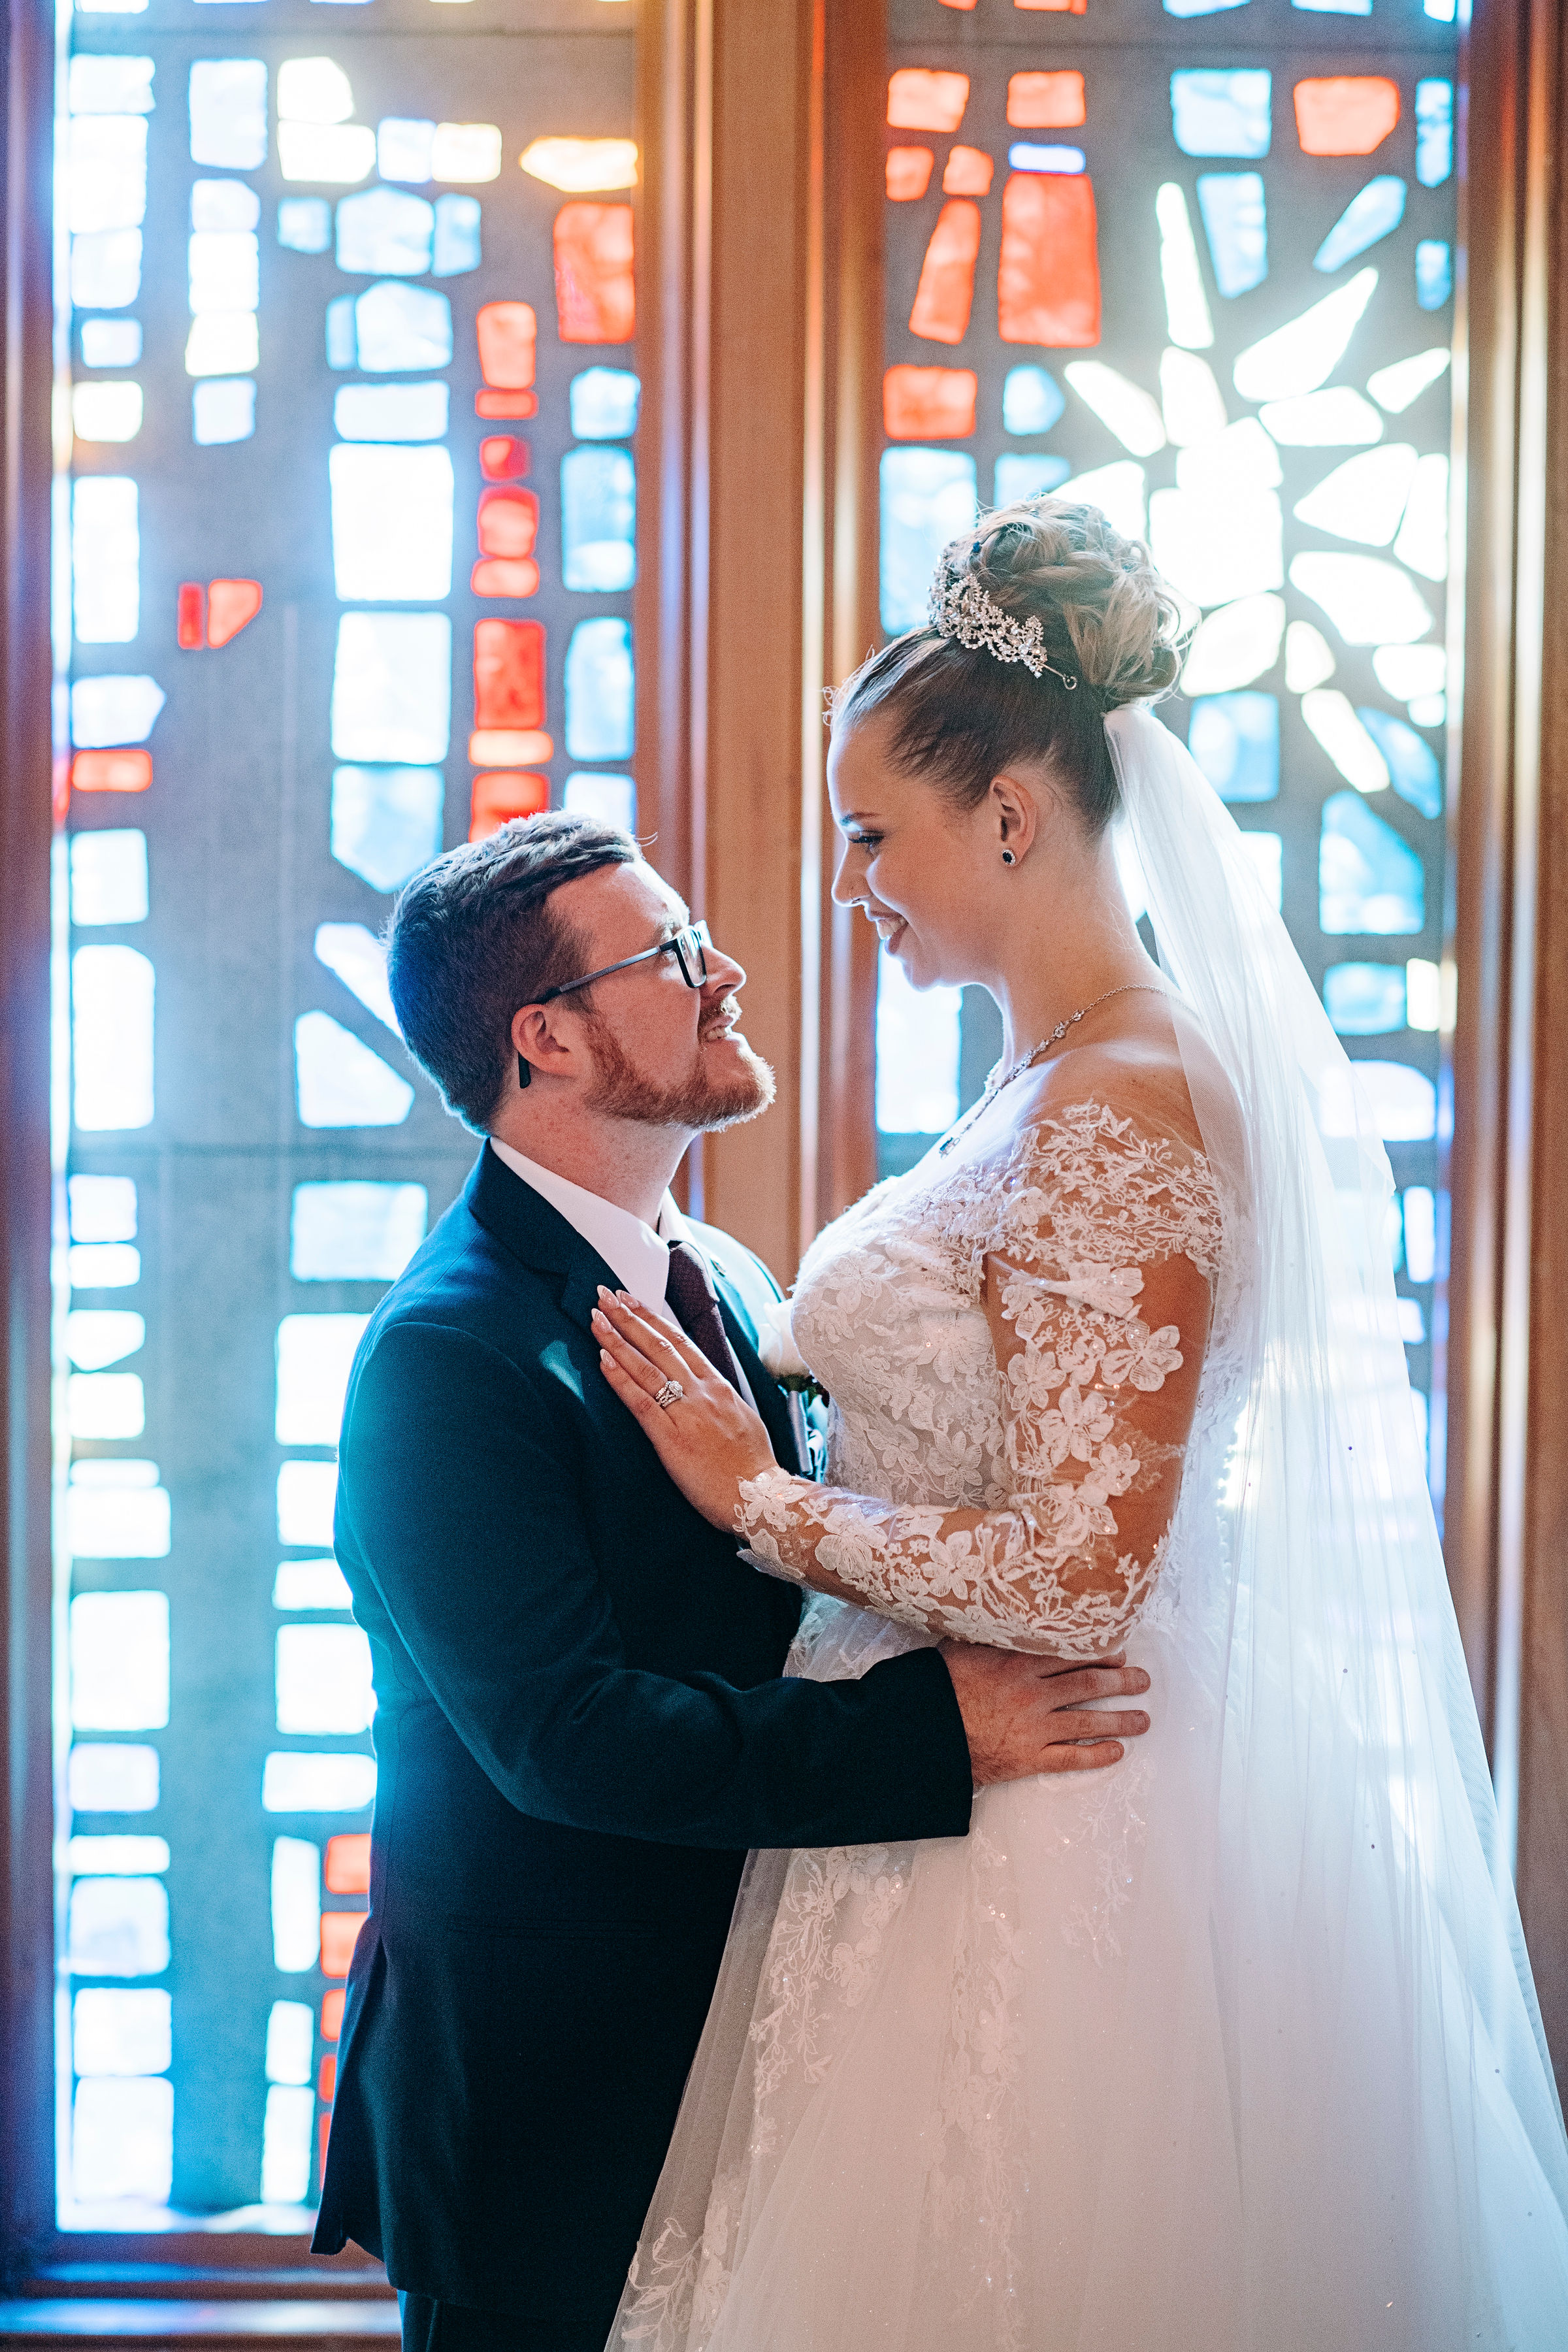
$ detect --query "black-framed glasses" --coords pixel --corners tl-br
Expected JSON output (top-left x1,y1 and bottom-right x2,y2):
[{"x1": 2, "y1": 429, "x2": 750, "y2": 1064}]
[{"x1": 535, "y1": 920, "x2": 711, "y2": 1006}]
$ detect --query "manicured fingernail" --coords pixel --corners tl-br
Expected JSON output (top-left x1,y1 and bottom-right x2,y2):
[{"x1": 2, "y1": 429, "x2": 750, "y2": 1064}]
[{"x1": 597, "y1": 1285, "x2": 612, "y2": 1300}]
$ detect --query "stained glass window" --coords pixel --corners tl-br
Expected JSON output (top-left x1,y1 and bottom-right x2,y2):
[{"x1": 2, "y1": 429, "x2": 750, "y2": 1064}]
[
  {"x1": 57, "y1": 0, "x2": 637, "y2": 2227},
  {"x1": 879, "y1": 0, "x2": 1456, "y2": 1497}
]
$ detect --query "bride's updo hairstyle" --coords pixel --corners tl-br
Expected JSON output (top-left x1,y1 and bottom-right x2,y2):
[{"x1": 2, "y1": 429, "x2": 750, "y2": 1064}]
[{"x1": 835, "y1": 497, "x2": 1188, "y2": 836}]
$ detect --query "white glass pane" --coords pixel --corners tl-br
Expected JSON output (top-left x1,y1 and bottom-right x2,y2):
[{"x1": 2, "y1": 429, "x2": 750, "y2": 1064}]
[
  {"x1": 1056, "y1": 460, "x2": 1147, "y2": 540},
  {"x1": 72, "y1": 382, "x2": 142, "y2": 444},
  {"x1": 333, "y1": 383, "x2": 449, "y2": 442},
  {"x1": 70, "y1": 1243, "x2": 140, "y2": 1289},
  {"x1": 569, "y1": 367, "x2": 640, "y2": 439},
  {"x1": 67, "y1": 1477, "x2": 171, "y2": 1561},
  {"x1": 184, "y1": 312, "x2": 259, "y2": 378},
  {"x1": 260, "y1": 2084, "x2": 315, "y2": 2204},
  {"x1": 278, "y1": 57, "x2": 355, "y2": 123},
  {"x1": 279, "y1": 122, "x2": 375, "y2": 185},
  {"x1": 74, "y1": 1987, "x2": 171, "y2": 2077},
  {"x1": 73, "y1": 944, "x2": 154, "y2": 1130},
  {"x1": 1318, "y1": 1061, "x2": 1436, "y2": 1143},
  {"x1": 69, "y1": 1835, "x2": 169, "y2": 1875},
  {"x1": 192, "y1": 378, "x2": 256, "y2": 444},
  {"x1": 270, "y1": 1836, "x2": 321, "y2": 1972},
  {"x1": 1148, "y1": 485, "x2": 1282, "y2": 608},
  {"x1": 431, "y1": 122, "x2": 502, "y2": 182},
  {"x1": 188, "y1": 230, "x2": 258, "y2": 314},
  {"x1": 73, "y1": 478, "x2": 139, "y2": 643},
  {"x1": 1232, "y1": 269, "x2": 1377, "y2": 402},
  {"x1": 1367, "y1": 348, "x2": 1450, "y2": 415},
  {"x1": 1403, "y1": 1186, "x2": 1438, "y2": 1283},
  {"x1": 71, "y1": 230, "x2": 142, "y2": 309},
  {"x1": 71, "y1": 830, "x2": 148, "y2": 926},
  {"x1": 276, "y1": 1313, "x2": 369, "y2": 1445},
  {"x1": 874, "y1": 948, "x2": 962, "y2": 1137},
  {"x1": 265, "y1": 2000, "x2": 315, "y2": 2086},
  {"x1": 276, "y1": 1624, "x2": 375, "y2": 1734},
  {"x1": 1180, "y1": 595, "x2": 1284, "y2": 696},
  {"x1": 1064, "y1": 362, "x2": 1166, "y2": 455},
  {"x1": 1289, "y1": 553, "x2": 1433, "y2": 645},
  {"x1": 278, "y1": 197, "x2": 331, "y2": 252},
  {"x1": 68, "y1": 1742, "x2": 160, "y2": 1812},
  {"x1": 190, "y1": 178, "x2": 259, "y2": 233},
  {"x1": 277, "y1": 1460, "x2": 338, "y2": 1546},
  {"x1": 1260, "y1": 389, "x2": 1382, "y2": 446},
  {"x1": 261, "y1": 1751, "x2": 375, "y2": 1813},
  {"x1": 68, "y1": 1371, "x2": 145, "y2": 1438},
  {"x1": 188, "y1": 60, "x2": 268, "y2": 172},
  {"x1": 353, "y1": 282, "x2": 452, "y2": 371},
  {"x1": 378, "y1": 117, "x2": 436, "y2": 181},
  {"x1": 331, "y1": 613, "x2": 452, "y2": 764},
  {"x1": 294, "y1": 1011, "x2": 415, "y2": 1129},
  {"x1": 70, "y1": 56, "x2": 155, "y2": 113},
  {"x1": 564, "y1": 619, "x2": 634, "y2": 763},
  {"x1": 69, "y1": 1175, "x2": 137, "y2": 1239},
  {"x1": 71, "y1": 1592, "x2": 169, "y2": 1729},
  {"x1": 72, "y1": 2076, "x2": 173, "y2": 2201},
  {"x1": 1285, "y1": 622, "x2": 1336, "y2": 691},
  {"x1": 1294, "y1": 445, "x2": 1418, "y2": 548},
  {"x1": 68, "y1": 116, "x2": 148, "y2": 235},
  {"x1": 272, "y1": 1558, "x2": 354, "y2": 1610},
  {"x1": 1154, "y1": 186, "x2": 1213, "y2": 351},
  {"x1": 67, "y1": 1307, "x2": 144, "y2": 1368},
  {"x1": 70, "y1": 676, "x2": 163, "y2": 749},
  {"x1": 290, "y1": 1181, "x2": 428, "y2": 1281},
  {"x1": 329, "y1": 446, "x2": 455, "y2": 601},
  {"x1": 330, "y1": 765, "x2": 444, "y2": 892},
  {"x1": 336, "y1": 188, "x2": 434, "y2": 275},
  {"x1": 563, "y1": 773, "x2": 636, "y2": 831},
  {"x1": 68, "y1": 1877, "x2": 169, "y2": 1976}
]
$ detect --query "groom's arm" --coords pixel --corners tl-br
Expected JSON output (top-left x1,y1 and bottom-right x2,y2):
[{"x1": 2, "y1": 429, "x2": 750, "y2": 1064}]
[{"x1": 340, "y1": 1316, "x2": 975, "y2": 1852}]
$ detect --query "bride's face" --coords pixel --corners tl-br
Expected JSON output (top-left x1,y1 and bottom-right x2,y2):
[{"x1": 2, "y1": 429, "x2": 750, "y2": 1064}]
[{"x1": 827, "y1": 711, "x2": 1041, "y2": 991}]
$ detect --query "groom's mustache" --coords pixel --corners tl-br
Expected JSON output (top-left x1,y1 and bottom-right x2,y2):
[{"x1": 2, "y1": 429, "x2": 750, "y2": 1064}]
[{"x1": 700, "y1": 994, "x2": 743, "y2": 1039}]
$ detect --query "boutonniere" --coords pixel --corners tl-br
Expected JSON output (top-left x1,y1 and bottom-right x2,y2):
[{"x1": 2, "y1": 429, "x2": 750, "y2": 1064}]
[{"x1": 755, "y1": 1296, "x2": 827, "y2": 1408}]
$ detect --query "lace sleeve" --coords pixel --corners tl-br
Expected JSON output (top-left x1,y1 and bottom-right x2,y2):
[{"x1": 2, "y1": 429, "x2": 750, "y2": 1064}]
[{"x1": 734, "y1": 1102, "x2": 1223, "y2": 1656}]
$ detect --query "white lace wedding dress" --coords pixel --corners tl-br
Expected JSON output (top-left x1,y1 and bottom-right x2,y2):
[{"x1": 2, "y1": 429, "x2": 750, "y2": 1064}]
[{"x1": 612, "y1": 1085, "x2": 1568, "y2": 2352}]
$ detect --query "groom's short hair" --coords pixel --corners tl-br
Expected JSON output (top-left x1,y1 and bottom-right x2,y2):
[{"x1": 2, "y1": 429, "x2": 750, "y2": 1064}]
[{"x1": 387, "y1": 812, "x2": 639, "y2": 1132}]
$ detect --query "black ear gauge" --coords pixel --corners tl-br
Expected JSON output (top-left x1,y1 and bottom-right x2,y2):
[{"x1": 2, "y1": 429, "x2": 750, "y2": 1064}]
[
  {"x1": 517, "y1": 1051, "x2": 531, "y2": 1089},
  {"x1": 1002, "y1": 849, "x2": 1016, "y2": 866}
]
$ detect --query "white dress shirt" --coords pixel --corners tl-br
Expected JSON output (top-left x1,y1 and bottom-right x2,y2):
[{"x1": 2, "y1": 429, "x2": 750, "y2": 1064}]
[{"x1": 488, "y1": 1137, "x2": 692, "y2": 1310}]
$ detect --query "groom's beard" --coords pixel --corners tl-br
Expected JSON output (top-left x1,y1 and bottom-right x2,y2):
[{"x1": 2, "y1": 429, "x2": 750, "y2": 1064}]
[{"x1": 582, "y1": 995, "x2": 776, "y2": 1132}]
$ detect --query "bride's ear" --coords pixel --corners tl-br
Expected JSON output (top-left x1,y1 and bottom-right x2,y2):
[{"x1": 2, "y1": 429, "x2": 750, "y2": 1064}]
[{"x1": 988, "y1": 771, "x2": 1043, "y2": 869}]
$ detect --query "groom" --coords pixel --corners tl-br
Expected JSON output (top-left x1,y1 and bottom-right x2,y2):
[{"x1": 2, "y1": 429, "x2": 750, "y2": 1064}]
[{"x1": 312, "y1": 813, "x2": 1153, "y2": 2351}]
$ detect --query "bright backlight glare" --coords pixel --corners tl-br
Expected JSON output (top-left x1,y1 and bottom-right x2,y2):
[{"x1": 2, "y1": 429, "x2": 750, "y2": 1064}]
[
  {"x1": 69, "y1": 826, "x2": 150, "y2": 932},
  {"x1": 520, "y1": 137, "x2": 638, "y2": 192},
  {"x1": 1064, "y1": 362, "x2": 1167, "y2": 456},
  {"x1": 329, "y1": 445, "x2": 454, "y2": 601},
  {"x1": 276, "y1": 57, "x2": 354, "y2": 124},
  {"x1": 1173, "y1": 416, "x2": 1279, "y2": 497},
  {"x1": 1368, "y1": 348, "x2": 1450, "y2": 413},
  {"x1": 314, "y1": 923, "x2": 399, "y2": 1034},
  {"x1": 1301, "y1": 688, "x2": 1390, "y2": 792},
  {"x1": 73, "y1": 943, "x2": 154, "y2": 1129},
  {"x1": 1159, "y1": 348, "x2": 1226, "y2": 446},
  {"x1": 1286, "y1": 620, "x2": 1337, "y2": 690},
  {"x1": 71, "y1": 382, "x2": 142, "y2": 443},
  {"x1": 1258, "y1": 388, "x2": 1382, "y2": 446},
  {"x1": 1150, "y1": 485, "x2": 1282, "y2": 608},
  {"x1": 1373, "y1": 643, "x2": 1445, "y2": 701},
  {"x1": 1289, "y1": 551, "x2": 1433, "y2": 644},
  {"x1": 279, "y1": 123, "x2": 376, "y2": 185},
  {"x1": 1394, "y1": 453, "x2": 1448, "y2": 581},
  {"x1": 1055, "y1": 461, "x2": 1147, "y2": 541},
  {"x1": 1154, "y1": 184, "x2": 1213, "y2": 350},
  {"x1": 1232, "y1": 267, "x2": 1377, "y2": 402},
  {"x1": 1294, "y1": 444, "x2": 1418, "y2": 547},
  {"x1": 73, "y1": 477, "x2": 139, "y2": 643},
  {"x1": 1180, "y1": 593, "x2": 1284, "y2": 694}
]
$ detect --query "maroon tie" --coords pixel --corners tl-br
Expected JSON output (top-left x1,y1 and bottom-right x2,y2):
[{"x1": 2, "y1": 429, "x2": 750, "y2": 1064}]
[{"x1": 664, "y1": 1240, "x2": 756, "y2": 1407}]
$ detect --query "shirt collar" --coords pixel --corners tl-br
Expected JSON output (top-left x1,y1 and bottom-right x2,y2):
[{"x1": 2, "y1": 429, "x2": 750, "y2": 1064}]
[{"x1": 487, "y1": 1137, "x2": 688, "y2": 1309}]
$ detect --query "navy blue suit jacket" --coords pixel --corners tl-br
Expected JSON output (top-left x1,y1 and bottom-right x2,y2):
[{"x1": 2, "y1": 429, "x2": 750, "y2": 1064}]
[{"x1": 312, "y1": 1144, "x2": 973, "y2": 2333}]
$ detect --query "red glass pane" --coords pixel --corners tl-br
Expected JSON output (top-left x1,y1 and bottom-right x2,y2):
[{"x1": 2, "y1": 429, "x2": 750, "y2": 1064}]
[
  {"x1": 319, "y1": 1911, "x2": 366, "y2": 1978},
  {"x1": 1294, "y1": 77, "x2": 1401, "y2": 156},
  {"x1": 939, "y1": 0, "x2": 977, "y2": 10},
  {"x1": 477, "y1": 487, "x2": 539, "y2": 559},
  {"x1": 319, "y1": 2053, "x2": 337, "y2": 2103},
  {"x1": 72, "y1": 749, "x2": 152, "y2": 793},
  {"x1": 553, "y1": 204, "x2": 635, "y2": 344},
  {"x1": 471, "y1": 559, "x2": 541, "y2": 598},
  {"x1": 476, "y1": 301, "x2": 536, "y2": 390},
  {"x1": 206, "y1": 579, "x2": 263, "y2": 649},
  {"x1": 886, "y1": 146, "x2": 935, "y2": 202},
  {"x1": 998, "y1": 172, "x2": 1100, "y2": 347},
  {"x1": 469, "y1": 728, "x2": 552, "y2": 766},
  {"x1": 475, "y1": 389, "x2": 539, "y2": 421},
  {"x1": 1007, "y1": 71, "x2": 1086, "y2": 129},
  {"x1": 176, "y1": 583, "x2": 205, "y2": 649},
  {"x1": 1015, "y1": 0, "x2": 1087, "y2": 13},
  {"x1": 943, "y1": 146, "x2": 994, "y2": 196},
  {"x1": 886, "y1": 71, "x2": 970, "y2": 133},
  {"x1": 470, "y1": 770, "x2": 549, "y2": 841},
  {"x1": 479, "y1": 435, "x2": 529, "y2": 481},
  {"x1": 474, "y1": 618, "x2": 545, "y2": 732},
  {"x1": 909, "y1": 200, "x2": 982, "y2": 345},
  {"x1": 324, "y1": 1833, "x2": 370, "y2": 1895},
  {"x1": 883, "y1": 365, "x2": 977, "y2": 440},
  {"x1": 320, "y1": 1989, "x2": 346, "y2": 2042}
]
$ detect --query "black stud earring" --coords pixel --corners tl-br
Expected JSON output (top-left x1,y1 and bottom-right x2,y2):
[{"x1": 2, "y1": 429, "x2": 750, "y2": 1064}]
[
  {"x1": 517, "y1": 1051, "x2": 531, "y2": 1088},
  {"x1": 1002, "y1": 849, "x2": 1015, "y2": 866}
]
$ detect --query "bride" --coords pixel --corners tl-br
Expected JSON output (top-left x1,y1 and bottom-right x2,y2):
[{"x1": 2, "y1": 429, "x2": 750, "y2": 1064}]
[{"x1": 591, "y1": 499, "x2": 1568, "y2": 2349}]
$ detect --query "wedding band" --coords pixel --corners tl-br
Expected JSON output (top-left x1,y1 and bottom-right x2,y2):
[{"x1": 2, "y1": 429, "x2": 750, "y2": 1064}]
[{"x1": 654, "y1": 1379, "x2": 685, "y2": 1411}]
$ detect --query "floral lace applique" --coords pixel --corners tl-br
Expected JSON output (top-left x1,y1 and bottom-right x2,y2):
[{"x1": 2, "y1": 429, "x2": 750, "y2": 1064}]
[{"x1": 738, "y1": 1100, "x2": 1223, "y2": 1656}]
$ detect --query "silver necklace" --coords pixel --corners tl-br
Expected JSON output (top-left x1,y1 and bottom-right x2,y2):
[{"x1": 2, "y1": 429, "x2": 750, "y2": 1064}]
[{"x1": 937, "y1": 983, "x2": 1168, "y2": 1157}]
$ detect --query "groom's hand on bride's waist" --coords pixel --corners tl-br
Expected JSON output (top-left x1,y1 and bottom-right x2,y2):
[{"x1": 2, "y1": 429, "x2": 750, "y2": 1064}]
[{"x1": 939, "y1": 1642, "x2": 1151, "y2": 1784}]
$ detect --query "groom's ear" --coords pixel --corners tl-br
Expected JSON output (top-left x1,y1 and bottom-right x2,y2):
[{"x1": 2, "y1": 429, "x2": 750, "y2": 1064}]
[{"x1": 510, "y1": 1002, "x2": 576, "y2": 1093}]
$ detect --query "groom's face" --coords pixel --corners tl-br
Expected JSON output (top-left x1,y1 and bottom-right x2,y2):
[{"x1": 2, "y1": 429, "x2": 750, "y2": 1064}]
[{"x1": 549, "y1": 862, "x2": 775, "y2": 1132}]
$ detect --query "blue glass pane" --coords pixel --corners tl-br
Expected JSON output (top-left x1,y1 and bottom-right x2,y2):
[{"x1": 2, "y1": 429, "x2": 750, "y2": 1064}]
[
  {"x1": 1350, "y1": 1062, "x2": 1436, "y2": 1141},
  {"x1": 994, "y1": 454, "x2": 1071, "y2": 506},
  {"x1": 1163, "y1": 0, "x2": 1250, "y2": 14},
  {"x1": 875, "y1": 947, "x2": 961, "y2": 1135},
  {"x1": 293, "y1": 1012, "x2": 414, "y2": 1129},
  {"x1": 1008, "y1": 144, "x2": 1085, "y2": 174},
  {"x1": 432, "y1": 193, "x2": 481, "y2": 277},
  {"x1": 1294, "y1": 0, "x2": 1369, "y2": 10},
  {"x1": 72, "y1": 230, "x2": 142, "y2": 310},
  {"x1": 81, "y1": 319, "x2": 142, "y2": 367},
  {"x1": 1416, "y1": 240, "x2": 1452, "y2": 310},
  {"x1": 331, "y1": 612, "x2": 451, "y2": 764},
  {"x1": 1415, "y1": 80, "x2": 1454, "y2": 188},
  {"x1": 564, "y1": 619, "x2": 634, "y2": 762},
  {"x1": 277, "y1": 197, "x2": 330, "y2": 253},
  {"x1": 1324, "y1": 962, "x2": 1406, "y2": 1034},
  {"x1": 879, "y1": 448, "x2": 977, "y2": 635},
  {"x1": 377, "y1": 118, "x2": 435, "y2": 182},
  {"x1": 1171, "y1": 71, "x2": 1271, "y2": 160},
  {"x1": 1320, "y1": 790, "x2": 1424, "y2": 934},
  {"x1": 290, "y1": 1183, "x2": 428, "y2": 1281},
  {"x1": 561, "y1": 446, "x2": 636, "y2": 592},
  {"x1": 353, "y1": 282, "x2": 452, "y2": 373},
  {"x1": 570, "y1": 367, "x2": 640, "y2": 440},
  {"x1": 330, "y1": 765, "x2": 444, "y2": 893},
  {"x1": 563, "y1": 772, "x2": 636, "y2": 830},
  {"x1": 1002, "y1": 365, "x2": 1064, "y2": 436},
  {"x1": 1196, "y1": 173, "x2": 1267, "y2": 296},
  {"x1": 1188, "y1": 693, "x2": 1279, "y2": 801},
  {"x1": 325, "y1": 293, "x2": 356, "y2": 369},
  {"x1": 1313, "y1": 178, "x2": 1405, "y2": 273},
  {"x1": 188, "y1": 60, "x2": 267, "y2": 173},
  {"x1": 1355, "y1": 708, "x2": 1443, "y2": 819},
  {"x1": 192, "y1": 379, "x2": 255, "y2": 445},
  {"x1": 336, "y1": 189, "x2": 434, "y2": 276}
]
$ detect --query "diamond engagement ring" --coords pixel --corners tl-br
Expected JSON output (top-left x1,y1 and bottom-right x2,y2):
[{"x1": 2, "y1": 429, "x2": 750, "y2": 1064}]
[{"x1": 654, "y1": 1379, "x2": 685, "y2": 1411}]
